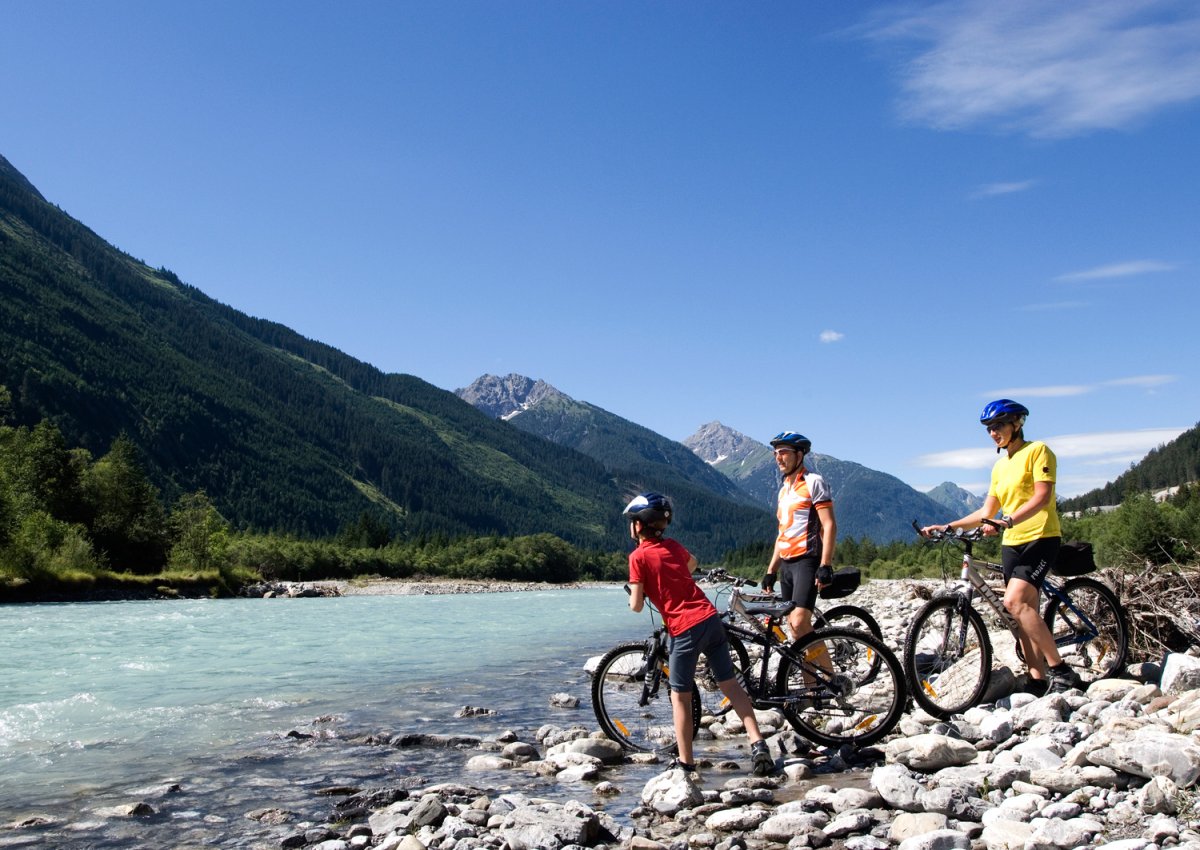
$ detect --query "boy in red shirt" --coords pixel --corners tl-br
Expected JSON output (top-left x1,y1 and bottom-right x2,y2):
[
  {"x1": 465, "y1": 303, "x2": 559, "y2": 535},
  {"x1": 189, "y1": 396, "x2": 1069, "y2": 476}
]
[{"x1": 623, "y1": 492, "x2": 774, "y2": 776}]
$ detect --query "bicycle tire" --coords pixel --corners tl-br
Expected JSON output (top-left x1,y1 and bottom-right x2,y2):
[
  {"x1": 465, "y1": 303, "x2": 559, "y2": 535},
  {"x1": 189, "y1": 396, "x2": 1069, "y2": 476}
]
[
  {"x1": 695, "y1": 632, "x2": 753, "y2": 719},
  {"x1": 591, "y1": 641, "x2": 700, "y2": 753},
  {"x1": 903, "y1": 596, "x2": 993, "y2": 719},
  {"x1": 1042, "y1": 576, "x2": 1128, "y2": 684},
  {"x1": 774, "y1": 627, "x2": 905, "y2": 748},
  {"x1": 816, "y1": 604, "x2": 882, "y2": 638},
  {"x1": 816, "y1": 604, "x2": 884, "y2": 685}
]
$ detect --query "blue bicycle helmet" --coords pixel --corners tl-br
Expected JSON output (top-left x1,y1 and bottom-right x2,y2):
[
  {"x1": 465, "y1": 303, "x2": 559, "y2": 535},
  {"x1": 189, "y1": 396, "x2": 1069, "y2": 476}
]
[
  {"x1": 979, "y1": 399, "x2": 1029, "y2": 427},
  {"x1": 622, "y1": 492, "x2": 673, "y2": 525},
  {"x1": 769, "y1": 431, "x2": 812, "y2": 453}
]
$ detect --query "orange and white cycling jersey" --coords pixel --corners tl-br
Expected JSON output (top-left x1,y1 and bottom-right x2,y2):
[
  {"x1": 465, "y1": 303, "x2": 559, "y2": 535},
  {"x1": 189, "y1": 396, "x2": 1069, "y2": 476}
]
[{"x1": 775, "y1": 468, "x2": 833, "y2": 561}]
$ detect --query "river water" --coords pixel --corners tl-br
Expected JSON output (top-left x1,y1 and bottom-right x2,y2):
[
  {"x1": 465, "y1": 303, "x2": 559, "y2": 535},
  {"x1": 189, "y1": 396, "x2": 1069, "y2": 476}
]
[{"x1": 0, "y1": 586, "x2": 657, "y2": 848}]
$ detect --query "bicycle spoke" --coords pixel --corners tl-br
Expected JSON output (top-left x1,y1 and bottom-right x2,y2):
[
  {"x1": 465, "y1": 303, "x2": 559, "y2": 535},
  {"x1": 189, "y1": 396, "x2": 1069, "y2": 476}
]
[
  {"x1": 775, "y1": 628, "x2": 905, "y2": 748},
  {"x1": 1044, "y1": 578, "x2": 1128, "y2": 683}
]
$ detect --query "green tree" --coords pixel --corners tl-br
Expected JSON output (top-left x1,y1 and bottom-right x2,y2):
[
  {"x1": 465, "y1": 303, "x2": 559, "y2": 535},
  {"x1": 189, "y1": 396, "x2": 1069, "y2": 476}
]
[
  {"x1": 335, "y1": 511, "x2": 393, "y2": 549},
  {"x1": 84, "y1": 435, "x2": 169, "y2": 571},
  {"x1": 168, "y1": 491, "x2": 230, "y2": 573},
  {"x1": 0, "y1": 420, "x2": 88, "y2": 522}
]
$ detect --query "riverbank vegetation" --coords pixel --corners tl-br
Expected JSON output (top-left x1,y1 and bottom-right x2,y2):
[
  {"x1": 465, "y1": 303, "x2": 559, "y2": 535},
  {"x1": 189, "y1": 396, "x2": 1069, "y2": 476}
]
[
  {"x1": 0, "y1": 395, "x2": 625, "y2": 600},
  {"x1": 3, "y1": 391, "x2": 1196, "y2": 601},
  {"x1": 719, "y1": 485, "x2": 1200, "y2": 581}
]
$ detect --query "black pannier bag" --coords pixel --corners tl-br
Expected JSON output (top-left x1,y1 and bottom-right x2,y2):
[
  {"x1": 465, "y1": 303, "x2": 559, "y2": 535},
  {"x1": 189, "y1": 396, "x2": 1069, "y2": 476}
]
[
  {"x1": 1054, "y1": 540, "x2": 1096, "y2": 576},
  {"x1": 819, "y1": 567, "x2": 861, "y2": 599}
]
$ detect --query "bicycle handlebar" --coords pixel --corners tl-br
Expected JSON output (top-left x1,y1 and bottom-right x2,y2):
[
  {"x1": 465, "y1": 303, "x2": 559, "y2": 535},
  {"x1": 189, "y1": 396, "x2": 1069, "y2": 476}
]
[
  {"x1": 694, "y1": 567, "x2": 758, "y2": 588},
  {"x1": 912, "y1": 518, "x2": 1002, "y2": 543}
]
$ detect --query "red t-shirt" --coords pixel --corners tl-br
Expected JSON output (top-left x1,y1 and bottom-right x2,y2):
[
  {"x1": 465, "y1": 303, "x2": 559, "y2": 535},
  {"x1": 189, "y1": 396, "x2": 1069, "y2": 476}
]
[{"x1": 628, "y1": 537, "x2": 716, "y2": 636}]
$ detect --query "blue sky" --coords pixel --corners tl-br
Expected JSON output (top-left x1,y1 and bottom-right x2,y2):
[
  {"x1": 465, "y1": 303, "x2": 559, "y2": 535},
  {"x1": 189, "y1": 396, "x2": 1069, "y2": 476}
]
[{"x1": 3, "y1": 1, "x2": 1197, "y2": 499}]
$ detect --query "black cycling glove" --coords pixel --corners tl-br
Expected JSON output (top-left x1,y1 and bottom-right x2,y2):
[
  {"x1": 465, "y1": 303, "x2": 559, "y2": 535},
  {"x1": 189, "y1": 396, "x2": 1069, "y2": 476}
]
[
  {"x1": 761, "y1": 571, "x2": 777, "y2": 593},
  {"x1": 816, "y1": 564, "x2": 834, "y2": 586}
]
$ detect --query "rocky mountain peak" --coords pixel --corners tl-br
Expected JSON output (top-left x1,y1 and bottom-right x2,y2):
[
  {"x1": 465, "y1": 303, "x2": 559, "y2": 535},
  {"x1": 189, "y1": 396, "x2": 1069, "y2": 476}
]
[
  {"x1": 454, "y1": 373, "x2": 567, "y2": 420},
  {"x1": 683, "y1": 421, "x2": 765, "y2": 465}
]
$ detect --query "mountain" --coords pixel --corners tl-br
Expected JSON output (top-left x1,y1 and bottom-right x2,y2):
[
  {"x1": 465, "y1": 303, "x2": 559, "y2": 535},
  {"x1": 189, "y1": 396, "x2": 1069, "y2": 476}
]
[
  {"x1": 925, "y1": 481, "x2": 985, "y2": 516},
  {"x1": 1060, "y1": 422, "x2": 1200, "y2": 511},
  {"x1": 685, "y1": 422, "x2": 957, "y2": 543},
  {"x1": 0, "y1": 154, "x2": 766, "y2": 559},
  {"x1": 456, "y1": 375, "x2": 775, "y2": 549},
  {"x1": 456, "y1": 374, "x2": 568, "y2": 421}
]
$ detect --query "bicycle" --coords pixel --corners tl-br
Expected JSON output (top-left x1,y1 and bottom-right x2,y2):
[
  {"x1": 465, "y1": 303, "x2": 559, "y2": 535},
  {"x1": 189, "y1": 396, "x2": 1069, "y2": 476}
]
[
  {"x1": 591, "y1": 571, "x2": 906, "y2": 753},
  {"x1": 903, "y1": 520, "x2": 1129, "y2": 719},
  {"x1": 715, "y1": 570, "x2": 884, "y2": 694}
]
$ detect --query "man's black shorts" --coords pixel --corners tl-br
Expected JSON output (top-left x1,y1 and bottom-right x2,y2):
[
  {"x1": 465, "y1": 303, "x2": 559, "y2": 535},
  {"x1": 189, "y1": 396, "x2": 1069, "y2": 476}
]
[{"x1": 779, "y1": 555, "x2": 819, "y2": 610}]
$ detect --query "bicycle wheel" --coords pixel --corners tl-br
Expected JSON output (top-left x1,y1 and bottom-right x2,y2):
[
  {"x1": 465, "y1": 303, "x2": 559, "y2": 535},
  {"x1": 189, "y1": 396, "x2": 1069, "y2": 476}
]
[
  {"x1": 591, "y1": 641, "x2": 700, "y2": 753},
  {"x1": 774, "y1": 627, "x2": 905, "y2": 748},
  {"x1": 903, "y1": 596, "x2": 993, "y2": 719},
  {"x1": 695, "y1": 632, "x2": 752, "y2": 719},
  {"x1": 816, "y1": 604, "x2": 882, "y2": 637},
  {"x1": 816, "y1": 604, "x2": 884, "y2": 685},
  {"x1": 1043, "y1": 576, "x2": 1128, "y2": 684}
]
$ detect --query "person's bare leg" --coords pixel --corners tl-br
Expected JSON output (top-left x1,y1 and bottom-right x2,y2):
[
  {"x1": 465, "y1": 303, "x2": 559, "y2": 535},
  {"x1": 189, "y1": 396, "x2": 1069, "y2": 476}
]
[{"x1": 671, "y1": 689, "x2": 695, "y2": 765}]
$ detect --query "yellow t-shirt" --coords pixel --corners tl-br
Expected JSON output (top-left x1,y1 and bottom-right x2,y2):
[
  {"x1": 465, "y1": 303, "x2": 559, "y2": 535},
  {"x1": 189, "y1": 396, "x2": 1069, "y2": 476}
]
[{"x1": 989, "y1": 440, "x2": 1061, "y2": 546}]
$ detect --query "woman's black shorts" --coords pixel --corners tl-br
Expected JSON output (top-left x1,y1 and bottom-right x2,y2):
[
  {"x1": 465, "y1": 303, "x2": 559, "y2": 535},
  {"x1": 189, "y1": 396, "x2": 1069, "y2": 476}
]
[{"x1": 1001, "y1": 536, "x2": 1060, "y2": 588}]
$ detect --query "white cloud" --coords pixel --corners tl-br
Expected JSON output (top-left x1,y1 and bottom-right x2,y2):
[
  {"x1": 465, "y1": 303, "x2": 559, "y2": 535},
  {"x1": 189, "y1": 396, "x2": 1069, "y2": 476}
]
[
  {"x1": 982, "y1": 385, "x2": 1092, "y2": 399},
  {"x1": 984, "y1": 374, "x2": 1177, "y2": 398},
  {"x1": 1055, "y1": 260, "x2": 1179, "y2": 281},
  {"x1": 972, "y1": 179, "x2": 1036, "y2": 198},
  {"x1": 862, "y1": 0, "x2": 1200, "y2": 138},
  {"x1": 914, "y1": 426, "x2": 1188, "y2": 471},
  {"x1": 819, "y1": 330, "x2": 845, "y2": 343},
  {"x1": 1104, "y1": 374, "x2": 1176, "y2": 389},
  {"x1": 1018, "y1": 301, "x2": 1090, "y2": 312}
]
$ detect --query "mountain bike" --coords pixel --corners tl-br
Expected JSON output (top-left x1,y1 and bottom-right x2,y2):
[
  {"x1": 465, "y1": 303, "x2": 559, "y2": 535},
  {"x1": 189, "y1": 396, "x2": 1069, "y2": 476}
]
[
  {"x1": 903, "y1": 520, "x2": 1128, "y2": 719},
  {"x1": 591, "y1": 572, "x2": 905, "y2": 752},
  {"x1": 704, "y1": 572, "x2": 884, "y2": 700}
]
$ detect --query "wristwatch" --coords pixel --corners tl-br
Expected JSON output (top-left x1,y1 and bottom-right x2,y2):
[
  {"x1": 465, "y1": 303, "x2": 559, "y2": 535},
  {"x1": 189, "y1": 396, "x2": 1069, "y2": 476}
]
[{"x1": 1001, "y1": 515, "x2": 1014, "y2": 528}]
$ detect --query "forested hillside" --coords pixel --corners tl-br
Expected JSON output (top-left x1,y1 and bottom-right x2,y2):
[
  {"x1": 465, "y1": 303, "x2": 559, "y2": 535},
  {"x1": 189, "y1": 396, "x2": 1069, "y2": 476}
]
[
  {"x1": 0, "y1": 154, "x2": 767, "y2": 559},
  {"x1": 1060, "y1": 422, "x2": 1200, "y2": 511}
]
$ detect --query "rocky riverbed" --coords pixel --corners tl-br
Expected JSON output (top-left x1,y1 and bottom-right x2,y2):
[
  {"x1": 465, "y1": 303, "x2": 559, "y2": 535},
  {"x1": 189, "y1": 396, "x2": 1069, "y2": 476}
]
[{"x1": 7, "y1": 578, "x2": 1200, "y2": 849}]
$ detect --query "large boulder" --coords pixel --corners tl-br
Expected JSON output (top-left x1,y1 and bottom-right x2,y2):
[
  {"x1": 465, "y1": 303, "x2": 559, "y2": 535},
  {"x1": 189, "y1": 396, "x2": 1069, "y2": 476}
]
[{"x1": 886, "y1": 734, "x2": 978, "y2": 771}]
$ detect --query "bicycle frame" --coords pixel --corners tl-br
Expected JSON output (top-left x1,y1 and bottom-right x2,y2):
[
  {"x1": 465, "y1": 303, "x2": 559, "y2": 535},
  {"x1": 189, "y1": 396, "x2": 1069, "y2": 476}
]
[
  {"x1": 955, "y1": 541, "x2": 1105, "y2": 653},
  {"x1": 711, "y1": 576, "x2": 844, "y2": 712}
]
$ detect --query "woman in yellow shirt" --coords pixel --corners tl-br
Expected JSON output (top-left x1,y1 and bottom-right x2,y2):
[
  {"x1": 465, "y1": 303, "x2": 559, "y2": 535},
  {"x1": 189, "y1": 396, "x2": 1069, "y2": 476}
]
[{"x1": 922, "y1": 400, "x2": 1082, "y2": 695}]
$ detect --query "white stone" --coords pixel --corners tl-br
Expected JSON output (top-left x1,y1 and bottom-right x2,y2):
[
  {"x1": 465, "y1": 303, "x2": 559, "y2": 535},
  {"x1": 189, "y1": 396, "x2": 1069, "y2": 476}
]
[
  {"x1": 980, "y1": 818, "x2": 1034, "y2": 850},
  {"x1": 888, "y1": 811, "x2": 949, "y2": 842},
  {"x1": 1161, "y1": 653, "x2": 1200, "y2": 695},
  {"x1": 885, "y1": 734, "x2": 978, "y2": 771},
  {"x1": 704, "y1": 806, "x2": 769, "y2": 832}
]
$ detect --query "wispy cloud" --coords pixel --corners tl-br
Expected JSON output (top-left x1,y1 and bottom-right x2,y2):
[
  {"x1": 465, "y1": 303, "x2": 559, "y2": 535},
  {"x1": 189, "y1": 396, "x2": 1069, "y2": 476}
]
[
  {"x1": 914, "y1": 426, "x2": 1188, "y2": 470},
  {"x1": 819, "y1": 330, "x2": 845, "y2": 343},
  {"x1": 1018, "y1": 301, "x2": 1090, "y2": 312},
  {"x1": 1055, "y1": 260, "x2": 1179, "y2": 281},
  {"x1": 861, "y1": 0, "x2": 1200, "y2": 138},
  {"x1": 972, "y1": 180, "x2": 1036, "y2": 198},
  {"x1": 984, "y1": 374, "x2": 1177, "y2": 398}
]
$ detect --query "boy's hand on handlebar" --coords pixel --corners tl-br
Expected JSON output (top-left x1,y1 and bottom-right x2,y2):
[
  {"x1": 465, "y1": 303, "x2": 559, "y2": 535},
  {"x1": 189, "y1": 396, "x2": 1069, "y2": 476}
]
[{"x1": 760, "y1": 571, "x2": 776, "y2": 593}]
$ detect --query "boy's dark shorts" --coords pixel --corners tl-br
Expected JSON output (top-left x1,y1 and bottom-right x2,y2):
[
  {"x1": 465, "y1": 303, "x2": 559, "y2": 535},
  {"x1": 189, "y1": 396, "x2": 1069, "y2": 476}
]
[
  {"x1": 779, "y1": 555, "x2": 819, "y2": 611},
  {"x1": 1002, "y1": 536, "x2": 1060, "y2": 588},
  {"x1": 668, "y1": 613, "x2": 734, "y2": 692}
]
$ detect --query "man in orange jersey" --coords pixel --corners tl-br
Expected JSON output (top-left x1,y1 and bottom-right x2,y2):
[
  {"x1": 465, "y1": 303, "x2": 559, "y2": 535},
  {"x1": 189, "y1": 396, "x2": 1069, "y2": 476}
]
[{"x1": 760, "y1": 432, "x2": 837, "y2": 644}]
